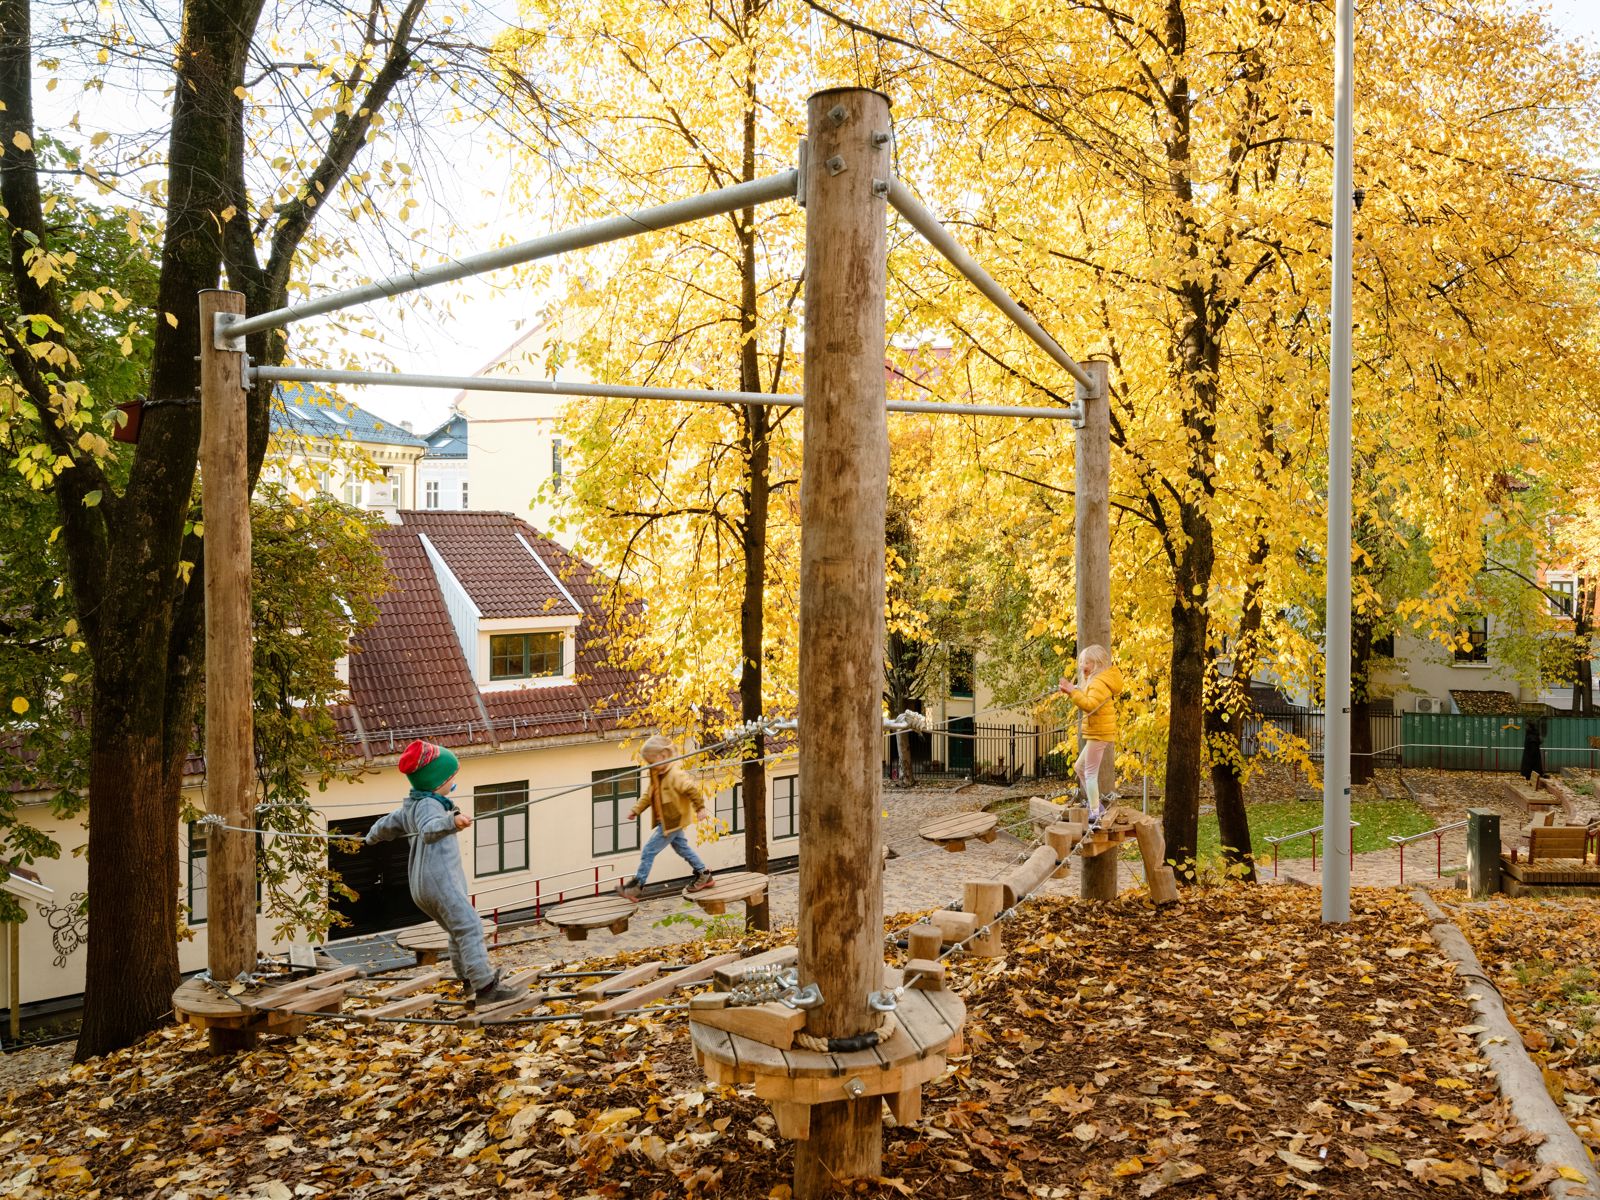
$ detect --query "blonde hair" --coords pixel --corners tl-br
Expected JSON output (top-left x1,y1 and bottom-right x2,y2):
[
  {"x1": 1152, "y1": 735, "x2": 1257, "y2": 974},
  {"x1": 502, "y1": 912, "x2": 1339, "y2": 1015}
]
[
  {"x1": 1078, "y1": 644, "x2": 1112, "y2": 676},
  {"x1": 640, "y1": 734, "x2": 675, "y2": 763}
]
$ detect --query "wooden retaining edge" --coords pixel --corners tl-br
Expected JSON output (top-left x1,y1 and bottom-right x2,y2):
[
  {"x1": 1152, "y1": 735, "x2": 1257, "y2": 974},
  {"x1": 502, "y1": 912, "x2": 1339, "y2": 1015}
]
[{"x1": 1413, "y1": 890, "x2": 1598, "y2": 1200}]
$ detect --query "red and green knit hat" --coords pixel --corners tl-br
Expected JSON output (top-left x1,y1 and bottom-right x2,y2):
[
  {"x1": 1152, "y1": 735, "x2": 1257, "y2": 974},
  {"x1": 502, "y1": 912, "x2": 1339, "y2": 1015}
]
[{"x1": 398, "y1": 740, "x2": 459, "y2": 793}]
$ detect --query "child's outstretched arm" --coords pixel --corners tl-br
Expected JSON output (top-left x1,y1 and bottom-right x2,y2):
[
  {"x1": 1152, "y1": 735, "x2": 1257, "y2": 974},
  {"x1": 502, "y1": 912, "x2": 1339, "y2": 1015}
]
[
  {"x1": 415, "y1": 798, "x2": 459, "y2": 845},
  {"x1": 364, "y1": 808, "x2": 406, "y2": 844}
]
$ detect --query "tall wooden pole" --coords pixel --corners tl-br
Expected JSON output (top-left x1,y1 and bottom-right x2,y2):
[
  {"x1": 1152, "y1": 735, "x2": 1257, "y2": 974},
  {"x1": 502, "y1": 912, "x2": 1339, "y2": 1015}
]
[
  {"x1": 795, "y1": 86, "x2": 892, "y2": 1198},
  {"x1": 1074, "y1": 358, "x2": 1118, "y2": 902},
  {"x1": 199, "y1": 289, "x2": 257, "y2": 1050}
]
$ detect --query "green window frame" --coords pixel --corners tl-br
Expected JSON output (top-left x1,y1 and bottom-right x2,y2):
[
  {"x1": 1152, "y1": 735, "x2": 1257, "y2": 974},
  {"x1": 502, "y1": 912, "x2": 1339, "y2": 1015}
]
[
  {"x1": 490, "y1": 631, "x2": 564, "y2": 680},
  {"x1": 474, "y1": 782, "x2": 529, "y2": 876},
  {"x1": 714, "y1": 782, "x2": 744, "y2": 835},
  {"x1": 772, "y1": 775, "x2": 799, "y2": 840},
  {"x1": 187, "y1": 821, "x2": 208, "y2": 925},
  {"x1": 592, "y1": 768, "x2": 641, "y2": 856}
]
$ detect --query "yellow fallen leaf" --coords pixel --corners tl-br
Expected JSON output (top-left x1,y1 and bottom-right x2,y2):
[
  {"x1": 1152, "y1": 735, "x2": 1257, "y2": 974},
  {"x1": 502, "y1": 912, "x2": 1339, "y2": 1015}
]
[
  {"x1": 1112, "y1": 1156, "x2": 1145, "y2": 1177},
  {"x1": 1433, "y1": 1103, "x2": 1463, "y2": 1120},
  {"x1": 1366, "y1": 1145, "x2": 1403, "y2": 1166},
  {"x1": 1557, "y1": 1166, "x2": 1590, "y2": 1182}
]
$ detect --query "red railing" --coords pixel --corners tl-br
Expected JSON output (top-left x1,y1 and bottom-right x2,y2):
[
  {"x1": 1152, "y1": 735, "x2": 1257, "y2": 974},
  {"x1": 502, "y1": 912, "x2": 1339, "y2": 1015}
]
[
  {"x1": 470, "y1": 862, "x2": 621, "y2": 934},
  {"x1": 1263, "y1": 821, "x2": 1358, "y2": 880},
  {"x1": 1388, "y1": 820, "x2": 1468, "y2": 885}
]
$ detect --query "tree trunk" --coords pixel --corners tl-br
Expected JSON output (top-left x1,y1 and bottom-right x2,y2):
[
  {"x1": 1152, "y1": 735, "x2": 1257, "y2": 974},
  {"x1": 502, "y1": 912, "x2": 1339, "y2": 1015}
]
[
  {"x1": 736, "y1": 68, "x2": 770, "y2": 931},
  {"x1": 72, "y1": 0, "x2": 262, "y2": 1061},
  {"x1": 1206, "y1": 685, "x2": 1257, "y2": 884},
  {"x1": 1573, "y1": 580, "x2": 1595, "y2": 716},
  {"x1": 1350, "y1": 613, "x2": 1375, "y2": 785},
  {"x1": 1163, "y1": 594, "x2": 1208, "y2": 879}
]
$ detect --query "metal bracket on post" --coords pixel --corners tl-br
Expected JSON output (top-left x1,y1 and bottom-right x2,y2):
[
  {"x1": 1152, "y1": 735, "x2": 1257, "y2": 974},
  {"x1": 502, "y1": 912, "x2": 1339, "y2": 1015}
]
[
  {"x1": 796, "y1": 139, "x2": 809, "y2": 207},
  {"x1": 1067, "y1": 401, "x2": 1086, "y2": 429},
  {"x1": 213, "y1": 311, "x2": 245, "y2": 353}
]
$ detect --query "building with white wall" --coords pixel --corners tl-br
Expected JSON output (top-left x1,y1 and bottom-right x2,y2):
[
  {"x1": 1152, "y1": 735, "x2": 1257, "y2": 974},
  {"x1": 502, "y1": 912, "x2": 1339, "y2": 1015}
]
[
  {"x1": 265, "y1": 382, "x2": 428, "y2": 515},
  {"x1": 4, "y1": 510, "x2": 799, "y2": 1016}
]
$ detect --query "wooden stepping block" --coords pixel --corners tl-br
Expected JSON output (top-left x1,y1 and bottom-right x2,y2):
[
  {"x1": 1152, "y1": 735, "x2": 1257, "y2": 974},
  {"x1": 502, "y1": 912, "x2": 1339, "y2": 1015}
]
[
  {"x1": 543, "y1": 893, "x2": 638, "y2": 941},
  {"x1": 689, "y1": 966, "x2": 966, "y2": 1138},
  {"x1": 715, "y1": 945, "x2": 798, "y2": 990},
  {"x1": 395, "y1": 918, "x2": 495, "y2": 964},
  {"x1": 919, "y1": 811, "x2": 999, "y2": 852},
  {"x1": 685, "y1": 871, "x2": 768, "y2": 916}
]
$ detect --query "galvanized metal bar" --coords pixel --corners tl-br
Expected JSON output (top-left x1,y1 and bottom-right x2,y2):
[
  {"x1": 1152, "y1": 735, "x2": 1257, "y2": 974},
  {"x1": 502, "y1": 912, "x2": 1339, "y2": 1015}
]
[
  {"x1": 251, "y1": 364, "x2": 1082, "y2": 421},
  {"x1": 224, "y1": 170, "x2": 800, "y2": 343},
  {"x1": 885, "y1": 179, "x2": 1096, "y2": 392}
]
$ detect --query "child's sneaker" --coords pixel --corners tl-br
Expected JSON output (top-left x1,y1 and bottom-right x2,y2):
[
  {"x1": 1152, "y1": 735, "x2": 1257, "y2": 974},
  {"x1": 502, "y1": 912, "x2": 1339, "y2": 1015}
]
[
  {"x1": 471, "y1": 971, "x2": 522, "y2": 1009},
  {"x1": 685, "y1": 871, "x2": 717, "y2": 894},
  {"x1": 1087, "y1": 808, "x2": 1105, "y2": 830},
  {"x1": 615, "y1": 878, "x2": 642, "y2": 902}
]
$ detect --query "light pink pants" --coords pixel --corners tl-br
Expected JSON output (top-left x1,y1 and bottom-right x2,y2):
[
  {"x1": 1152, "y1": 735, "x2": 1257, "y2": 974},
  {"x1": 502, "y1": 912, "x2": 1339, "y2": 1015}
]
[{"x1": 1076, "y1": 740, "x2": 1110, "y2": 811}]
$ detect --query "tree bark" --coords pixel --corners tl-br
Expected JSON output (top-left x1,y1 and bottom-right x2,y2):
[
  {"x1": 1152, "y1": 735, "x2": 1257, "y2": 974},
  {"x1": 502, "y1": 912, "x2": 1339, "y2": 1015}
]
[
  {"x1": 1572, "y1": 580, "x2": 1595, "y2": 716},
  {"x1": 1350, "y1": 613, "x2": 1375, "y2": 785},
  {"x1": 735, "y1": 45, "x2": 771, "y2": 931},
  {"x1": 1164, "y1": 594, "x2": 1208, "y2": 878}
]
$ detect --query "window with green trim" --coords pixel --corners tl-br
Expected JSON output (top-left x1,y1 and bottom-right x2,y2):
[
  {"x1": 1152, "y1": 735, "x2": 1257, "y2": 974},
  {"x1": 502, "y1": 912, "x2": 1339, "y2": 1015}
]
[
  {"x1": 474, "y1": 782, "x2": 529, "y2": 876},
  {"x1": 714, "y1": 783, "x2": 744, "y2": 834},
  {"x1": 490, "y1": 631, "x2": 563, "y2": 680},
  {"x1": 772, "y1": 775, "x2": 799, "y2": 840},
  {"x1": 592, "y1": 769, "x2": 641, "y2": 856},
  {"x1": 187, "y1": 822, "x2": 208, "y2": 925}
]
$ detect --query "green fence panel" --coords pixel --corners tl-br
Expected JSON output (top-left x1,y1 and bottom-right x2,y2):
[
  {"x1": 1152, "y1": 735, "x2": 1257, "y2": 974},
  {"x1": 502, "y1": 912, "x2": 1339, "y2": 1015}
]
[{"x1": 1400, "y1": 712, "x2": 1600, "y2": 772}]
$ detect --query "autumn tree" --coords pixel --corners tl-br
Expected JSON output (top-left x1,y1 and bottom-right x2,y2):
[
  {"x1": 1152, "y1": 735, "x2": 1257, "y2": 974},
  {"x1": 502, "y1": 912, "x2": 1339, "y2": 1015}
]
[
  {"x1": 804, "y1": 0, "x2": 1600, "y2": 875},
  {"x1": 499, "y1": 0, "x2": 814, "y2": 928},
  {"x1": 0, "y1": 0, "x2": 533, "y2": 1056}
]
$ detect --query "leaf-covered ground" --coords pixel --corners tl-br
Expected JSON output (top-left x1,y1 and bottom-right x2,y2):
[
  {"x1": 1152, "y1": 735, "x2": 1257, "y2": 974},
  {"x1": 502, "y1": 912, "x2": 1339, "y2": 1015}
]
[
  {"x1": 1, "y1": 888, "x2": 1569, "y2": 1199},
  {"x1": 1436, "y1": 892, "x2": 1600, "y2": 1157}
]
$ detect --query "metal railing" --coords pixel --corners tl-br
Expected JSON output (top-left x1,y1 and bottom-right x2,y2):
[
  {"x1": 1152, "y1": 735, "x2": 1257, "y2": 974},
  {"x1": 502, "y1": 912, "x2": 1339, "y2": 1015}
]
[
  {"x1": 1388, "y1": 820, "x2": 1468, "y2": 885},
  {"x1": 1263, "y1": 821, "x2": 1358, "y2": 880},
  {"x1": 469, "y1": 862, "x2": 622, "y2": 929}
]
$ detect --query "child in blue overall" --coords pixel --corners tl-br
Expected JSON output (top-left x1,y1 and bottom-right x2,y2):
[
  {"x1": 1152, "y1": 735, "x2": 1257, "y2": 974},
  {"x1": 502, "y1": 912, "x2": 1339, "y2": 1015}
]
[{"x1": 365, "y1": 740, "x2": 520, "y2": 1007}]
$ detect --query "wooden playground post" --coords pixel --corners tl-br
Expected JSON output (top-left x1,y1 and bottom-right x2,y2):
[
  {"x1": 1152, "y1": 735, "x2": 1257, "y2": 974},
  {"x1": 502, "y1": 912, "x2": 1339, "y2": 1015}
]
[
  {"x1": 198, "y1": 289, "x2": 258, "y2": 1051},
  {"x1": 1075, "y1": 358, "x2": 1118, "y2": 902},
  {"x1": 795, "y1": 85, "x2": 892, "y2": 1199}
]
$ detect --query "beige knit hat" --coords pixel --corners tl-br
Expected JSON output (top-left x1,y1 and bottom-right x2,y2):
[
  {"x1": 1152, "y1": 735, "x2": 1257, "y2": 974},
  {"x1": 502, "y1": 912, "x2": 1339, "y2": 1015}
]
[{"x1": 640, "y1": 734, "x2": 675, "y2": 763}]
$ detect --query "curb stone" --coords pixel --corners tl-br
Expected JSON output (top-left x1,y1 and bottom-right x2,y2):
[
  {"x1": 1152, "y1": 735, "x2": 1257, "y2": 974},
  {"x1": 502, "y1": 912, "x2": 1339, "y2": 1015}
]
[{"x1": 1413, "y1": 889, "x2": 1598, "y2": 1199}]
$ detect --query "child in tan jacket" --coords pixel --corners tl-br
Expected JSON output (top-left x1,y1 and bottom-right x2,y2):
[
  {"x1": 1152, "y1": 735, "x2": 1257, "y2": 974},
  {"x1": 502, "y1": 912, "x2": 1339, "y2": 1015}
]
[{"x1": 615, "y1": 734, "x2": 716, "y2": 901}]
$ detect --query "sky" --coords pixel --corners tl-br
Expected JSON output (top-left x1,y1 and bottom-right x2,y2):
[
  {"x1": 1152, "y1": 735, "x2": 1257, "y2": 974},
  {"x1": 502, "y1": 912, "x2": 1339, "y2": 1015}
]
[
  {"x1": 347, "y1": 0, "x2": 1600, "y2": 435},
  {"x1": 30, "y1": 1, "x2": 1600, "y2": 437}
]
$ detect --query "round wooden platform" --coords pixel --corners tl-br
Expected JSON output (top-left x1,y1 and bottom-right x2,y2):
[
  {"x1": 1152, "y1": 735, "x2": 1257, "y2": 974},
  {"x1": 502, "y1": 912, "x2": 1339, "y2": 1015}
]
[
  {"x1": 394, "y1": 918, "x2": 495, "y2": 963},
  {"x1": 689, "y1": 967, "x2": 965, "y2": 1137},
  {"x1": 918, "y1": 811, "x2": 998, "y2": 852},
  {"x1": 684, "y1": 870, "x2": 768, "y2": 915},
  {"x1": 543, "y1": 893, "x2": 637, "y2": 941}
]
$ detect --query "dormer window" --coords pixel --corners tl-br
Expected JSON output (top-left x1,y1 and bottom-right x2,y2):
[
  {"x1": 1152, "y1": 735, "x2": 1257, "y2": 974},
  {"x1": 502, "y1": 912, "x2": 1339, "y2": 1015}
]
[{"x1": 490, "y1": 631, "x2": 563, "y2": 681}]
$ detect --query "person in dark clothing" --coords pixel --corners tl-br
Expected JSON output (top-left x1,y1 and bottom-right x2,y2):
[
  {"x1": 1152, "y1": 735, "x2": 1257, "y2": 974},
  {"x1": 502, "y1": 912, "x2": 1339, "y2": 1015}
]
[{"x1": 1520, "y1": 716, "x2": 1545, "y2": 780}]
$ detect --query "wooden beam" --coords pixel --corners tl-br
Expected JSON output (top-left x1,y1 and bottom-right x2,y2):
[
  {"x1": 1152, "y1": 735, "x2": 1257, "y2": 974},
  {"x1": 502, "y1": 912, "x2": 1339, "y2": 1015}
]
[
  {"x1": 361, "y1": 992, "x2": 441, "y2": 1021},
  {"x1": 371, "y1": 968, "x2": 450, "y2": 1001},
  {"x1": 199, "y1": 288, "x2": 257, "y2": 1051},
  {"x1": 714, "y1": 945, "x2": 798, "y2": 991},
  {"x1": 575, "y1": 960, "x2": 664, "y2": 1001},
  {"x1": 582, "y1": 952, "x2": 739, "y2": 1021},
  {"x1": 251, "y1": 966, "x2": 360, "y2": 1009},
  {"x1": 963, "y1": 881, "x2": 1005, "y2": 958},
  {"x1": 794, "y1": 85, "x2": 894, "y2": 1200}
]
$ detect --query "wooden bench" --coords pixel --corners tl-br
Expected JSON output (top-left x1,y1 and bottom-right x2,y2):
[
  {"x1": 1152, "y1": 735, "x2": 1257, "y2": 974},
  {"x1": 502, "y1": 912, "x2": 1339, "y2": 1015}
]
[
  {"x1": 1527, "y1": 824, "x2": 1591, "y2": 864},
  {"x1": 684, "y1": 871, "x2": 768, "y2": 916},
  {"x1": 543, "y1": 893, "x2": 638, "y2": 941},
  {"x1": 917, "y1": 811, "x2": 998, "y2": 852}
]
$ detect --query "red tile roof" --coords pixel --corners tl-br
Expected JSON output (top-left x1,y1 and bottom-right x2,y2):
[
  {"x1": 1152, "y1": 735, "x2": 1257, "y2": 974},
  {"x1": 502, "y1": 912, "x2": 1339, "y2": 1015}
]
[
  {"x1": 345, "y1": 511, "x2": 647, "y2": 752},
  {"x1": 399, "y1": 509, "x2": 582, "y2": 619}
]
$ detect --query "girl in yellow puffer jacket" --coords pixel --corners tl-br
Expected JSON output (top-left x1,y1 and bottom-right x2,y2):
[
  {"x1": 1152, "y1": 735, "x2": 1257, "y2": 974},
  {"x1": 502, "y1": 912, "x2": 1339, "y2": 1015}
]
[{"x1": 1059, "y1": 644, "x2": 1124, "y2": 825}]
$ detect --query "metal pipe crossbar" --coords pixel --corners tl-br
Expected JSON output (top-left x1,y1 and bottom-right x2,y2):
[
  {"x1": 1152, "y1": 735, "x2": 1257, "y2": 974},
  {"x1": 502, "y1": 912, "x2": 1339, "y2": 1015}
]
[
  {"x1": 252, "y1": 365, "x2": 1083, "y2": 421},
  {"x1": 886, "y1": 180, "x2": 1096, "y2": 393},
  {"x1": 223, "y1": 170, "x2": 801, "y2": 343}
]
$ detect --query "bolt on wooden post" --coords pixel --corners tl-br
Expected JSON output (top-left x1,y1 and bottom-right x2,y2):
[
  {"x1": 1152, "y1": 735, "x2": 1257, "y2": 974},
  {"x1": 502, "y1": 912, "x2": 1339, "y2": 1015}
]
[
  {"x1": 794, "y1": 86, "x2": 893, "y2": 1199},
  {"x1": 1074, "y1": 358, "x2": 1119, "y2": 903},
  {"x1": 199, "y1": 290, "x2": 258, "y2": 1051}
]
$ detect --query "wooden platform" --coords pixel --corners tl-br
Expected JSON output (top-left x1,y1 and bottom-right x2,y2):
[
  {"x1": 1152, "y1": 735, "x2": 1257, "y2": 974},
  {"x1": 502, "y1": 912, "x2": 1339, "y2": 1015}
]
[
  {"x1": 690, "y1": 967, "x2": 965, "y2": 1139},
  {"x1": 543, "y1": 893, "x2": 637, "y2": 941},
  {"x1": 1501, "y1": 855, "x2": 1600, "y2": 895},
  {"x1": 684, "y1": 871, "x2": 768, "y2": 916},
  {"x1": 918, "y1": 811, "x2": 998, "y2": 852},
  {"x1": 394, "y1": 917, "x2": 496, "y2": 964},
  {"x1": 172, "y1": 964, "x2": 354, "y2": 1039}
]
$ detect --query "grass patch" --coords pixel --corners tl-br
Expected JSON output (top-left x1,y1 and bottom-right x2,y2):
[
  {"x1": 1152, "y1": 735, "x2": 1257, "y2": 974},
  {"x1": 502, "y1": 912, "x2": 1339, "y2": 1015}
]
[{"x1": 1196, "y1": 798, "x2": 1433, "y2": 866}]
